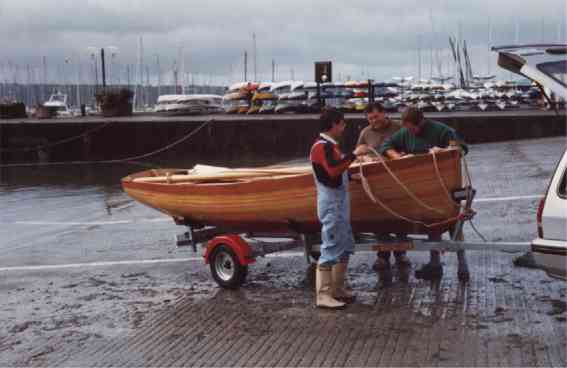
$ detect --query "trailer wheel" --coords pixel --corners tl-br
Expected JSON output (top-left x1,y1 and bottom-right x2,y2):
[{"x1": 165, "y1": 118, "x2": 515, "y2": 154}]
[{"x1": 209, "y1": 244, "x2": 248, "y2": 289}]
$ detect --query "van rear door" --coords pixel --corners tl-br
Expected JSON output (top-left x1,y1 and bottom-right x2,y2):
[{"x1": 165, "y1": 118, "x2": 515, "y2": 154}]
[{"x1": 542, "y1": 150, "x2": 567, "y2": 241}]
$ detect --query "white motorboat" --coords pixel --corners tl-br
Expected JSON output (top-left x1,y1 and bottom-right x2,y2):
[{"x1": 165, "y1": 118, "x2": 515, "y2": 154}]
[
  {"x1": 493, "y1": 44, "x2": 567, "y2": 280},
  {"x1": 43, "y1": 91, "x2": 73, "y2": 117},
  {"x1": 155, "y1": 94, "x2": 224, "y2": 116}
]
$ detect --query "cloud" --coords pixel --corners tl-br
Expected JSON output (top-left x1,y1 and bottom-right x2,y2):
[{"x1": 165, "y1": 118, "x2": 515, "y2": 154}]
[{"x1": 0, "y1": 0, "x2": 565, "y2": 83}]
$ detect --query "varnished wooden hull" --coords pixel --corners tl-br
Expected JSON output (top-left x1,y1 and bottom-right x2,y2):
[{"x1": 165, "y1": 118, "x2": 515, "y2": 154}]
[{"x1": 122, "y1": 149, "x2": 463, "y2": 235}]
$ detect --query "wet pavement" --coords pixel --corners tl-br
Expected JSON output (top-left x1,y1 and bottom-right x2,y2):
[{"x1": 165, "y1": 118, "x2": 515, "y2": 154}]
[{"x1": 0, "y1": 136, "x2": 566, "y2": 366}]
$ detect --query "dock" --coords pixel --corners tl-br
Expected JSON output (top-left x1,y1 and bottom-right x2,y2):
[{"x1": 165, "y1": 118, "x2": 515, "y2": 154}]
[{"x1": 1, "y1": 110, "x2": 565, "y2": 165}]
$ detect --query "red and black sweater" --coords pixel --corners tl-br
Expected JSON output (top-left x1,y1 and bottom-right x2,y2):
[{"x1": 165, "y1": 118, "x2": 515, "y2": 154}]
[{"x1": 309, "y1": 135, "x2": 356, "y2": 188}]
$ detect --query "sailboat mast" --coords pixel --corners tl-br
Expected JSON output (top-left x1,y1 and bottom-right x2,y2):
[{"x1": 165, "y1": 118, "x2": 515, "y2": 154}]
[
  {"x1": 253, "y1": 32, "x2": 257, "y2": 82},
  {"x1": 272, "y1": 59, "x2": 275, "y2": 82},
  {"x1": 42, "y1": 56, "x2": 47, "y2": 102},
  {"x1": 487, "y1": 17, "x2": 492, "y2": 77},
  {"x1": 418, "y1": 34, "x2": 422, "y2": 82},
  {"x1": 244, "y1": 51, "x2": 248, "y2": 81}
]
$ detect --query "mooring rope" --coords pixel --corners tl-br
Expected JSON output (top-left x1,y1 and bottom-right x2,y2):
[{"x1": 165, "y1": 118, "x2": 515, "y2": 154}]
[
  {"x1": 0, "y1": 119, "x2": 212, "y2": 168},
  {"x1": 0, "y1": 121, "x2": 114, "y2": 153}
]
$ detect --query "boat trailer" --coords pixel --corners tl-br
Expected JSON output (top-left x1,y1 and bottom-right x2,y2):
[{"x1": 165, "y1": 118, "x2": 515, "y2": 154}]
[{"x1": 174, "y1": 187, "x2": 530, "y2": 289}]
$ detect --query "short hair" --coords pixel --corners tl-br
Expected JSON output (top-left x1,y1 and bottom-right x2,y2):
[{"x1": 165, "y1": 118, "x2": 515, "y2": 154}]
[
  {"x1": 319, "y1": 107, "x2": 344, "y2": 132},
  {"x1": 365, "y1": 102, "x2": 384, "y2": 114},
  {"x1": 401, "y1": 105, "x2": 424, "y2": 126}
]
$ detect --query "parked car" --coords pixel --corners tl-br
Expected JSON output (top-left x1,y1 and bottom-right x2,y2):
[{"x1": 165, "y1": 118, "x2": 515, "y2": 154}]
[
  {"x1": 532, "y1": 151, "x2": 567, "y2": 280},
  {"x1": 494, "y1": 44, "x2": 567, "y2": 279}
]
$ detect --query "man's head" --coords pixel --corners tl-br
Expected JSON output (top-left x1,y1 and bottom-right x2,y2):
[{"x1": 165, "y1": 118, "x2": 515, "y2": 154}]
[
  {"x1": 365, "y1": 102, "x2": 388, "y2": 130},
  {"x1": 401, "y1": 106, "x2": 425, "y2": 135},
  {"x1": 320, "y1": 107, "x2": 346, "y2": 139}
]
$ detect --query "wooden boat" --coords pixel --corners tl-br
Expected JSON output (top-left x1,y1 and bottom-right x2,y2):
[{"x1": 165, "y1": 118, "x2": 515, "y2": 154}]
[{"x1": 122, "y1": 149, "x2": 463, "y2": 235}]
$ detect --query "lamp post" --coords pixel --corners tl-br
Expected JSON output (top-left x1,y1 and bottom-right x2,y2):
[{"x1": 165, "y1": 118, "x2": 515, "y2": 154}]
[
  {"x1": 87, "y1": 46, "x2": 99, "y2": 87},
  {"x1": 87, "y1": 46, "x2": 118, "y2": 88},
  {"x1": 106, "y1": 46, "x2": 119, "y2": 85}
]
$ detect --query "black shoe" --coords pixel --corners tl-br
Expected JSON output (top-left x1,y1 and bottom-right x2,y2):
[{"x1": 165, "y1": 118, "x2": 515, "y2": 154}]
[
  {"x1": 372, "y1": 257, "x2": 391, "y2": 272},
  {"x1": 415, "y1": 263, "x2": 443, "y2": 280},
  {"x1": 457, "y1": 267, "x2": 470, "y2": 282}
]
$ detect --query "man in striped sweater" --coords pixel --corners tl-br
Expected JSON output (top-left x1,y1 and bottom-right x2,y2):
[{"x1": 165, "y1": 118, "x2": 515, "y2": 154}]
[{"x1": 310, "y1": 108, "x2": 368, "y2": 309}]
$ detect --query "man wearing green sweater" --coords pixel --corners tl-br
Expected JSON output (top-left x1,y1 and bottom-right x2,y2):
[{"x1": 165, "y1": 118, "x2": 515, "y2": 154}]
[{"x1": 379, "y1": 106, "x2": 469, "y2": 281}]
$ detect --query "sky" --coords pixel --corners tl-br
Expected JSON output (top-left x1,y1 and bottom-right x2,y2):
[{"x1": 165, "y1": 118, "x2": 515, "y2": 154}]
[{"x1": 0, "y1": 0, "x2": 566, "y2": 85}]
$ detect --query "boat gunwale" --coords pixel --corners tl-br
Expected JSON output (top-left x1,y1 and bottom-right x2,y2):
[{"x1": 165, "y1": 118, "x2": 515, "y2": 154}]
[{"x1": 122, "y1": 149, "x2": 461, "y2": 196}]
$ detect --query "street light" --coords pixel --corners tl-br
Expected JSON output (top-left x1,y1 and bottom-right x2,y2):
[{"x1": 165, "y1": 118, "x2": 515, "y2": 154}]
[
  {"x1": 63, "y1": 55, "x2": 82, "y2": 109},
  {"x1": 87, "y1": 46, "x2": 118, "y2": 88},
  {"x1": 106, "y1": 46, "x2": 119, "y2": 85},
  {"x1": 86, "y1": 46, "x2": 99, "y2": 88}
]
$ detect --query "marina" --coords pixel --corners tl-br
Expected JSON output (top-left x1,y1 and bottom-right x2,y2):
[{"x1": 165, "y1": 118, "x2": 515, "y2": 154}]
[
  {"x1": 0, "y1": 136, "x2": 565, "y2": 366},
  {"x1": 1, "y1": 0, "x2": 566, "y2": 366}
]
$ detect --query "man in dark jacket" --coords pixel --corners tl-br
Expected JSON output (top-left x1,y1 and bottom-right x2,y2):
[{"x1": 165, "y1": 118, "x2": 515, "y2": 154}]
[{"x1": 380, "y1": 106, "x2": 469, "y2": 281}]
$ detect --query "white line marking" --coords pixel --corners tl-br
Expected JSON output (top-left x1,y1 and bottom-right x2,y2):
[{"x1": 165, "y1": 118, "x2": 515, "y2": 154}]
[
  {"x1": 9, "y1": 218, "x2": 170, "y2": 226},
  {"x1": 13, "y1": 220, "x2": 133, "y2": 226},
  {"x1": 0, "y1": 258, "x2": 202, "y2": 272},
  {"x1": 1, "y1": 195, "x2": 544, "y2": 227},
  {"x1": 475, "y1": 195, "x2": 543, "y2": 203},
  {"x1": 0, "y1": 252, "x2": 306, "y2": 272}
]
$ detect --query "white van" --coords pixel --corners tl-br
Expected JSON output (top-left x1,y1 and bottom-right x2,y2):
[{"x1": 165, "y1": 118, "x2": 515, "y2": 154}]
[
  {"x1": 493, "y1": 44, "x2": 567, "y2": 279},
  {"x1": 532, "y1": 151, "x2": 567, "y2": 279}
]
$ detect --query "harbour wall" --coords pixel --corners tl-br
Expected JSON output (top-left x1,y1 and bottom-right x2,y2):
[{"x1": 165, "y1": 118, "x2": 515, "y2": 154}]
[{"x1": 1, "y1": 111, "x2": 565, "y2": 166}]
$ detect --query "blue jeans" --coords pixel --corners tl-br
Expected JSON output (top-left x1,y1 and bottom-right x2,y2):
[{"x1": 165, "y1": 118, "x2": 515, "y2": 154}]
[{"x1": 315, "y1": 172, "x2": 355, "y2": 266}]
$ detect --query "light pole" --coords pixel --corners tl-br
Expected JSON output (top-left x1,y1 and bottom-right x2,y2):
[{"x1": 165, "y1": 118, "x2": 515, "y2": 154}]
[
  {"x1": 64, "y1": 56, "x2": 82, "y2": 108},
  {"x1": 87, "y1": 46, "x2": 98, "y2": 87},
  {"x1": 64, "y1": 57, "x2": 70, "y2": 98},
  {"x1": 106, "y1": 46, "x2": 119, "y2": 85}
]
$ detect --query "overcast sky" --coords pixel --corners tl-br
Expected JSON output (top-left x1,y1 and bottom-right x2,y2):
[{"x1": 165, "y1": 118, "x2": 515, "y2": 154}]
[{"x1": 0, "y1": 0, "x2": 566, "y2": 85}]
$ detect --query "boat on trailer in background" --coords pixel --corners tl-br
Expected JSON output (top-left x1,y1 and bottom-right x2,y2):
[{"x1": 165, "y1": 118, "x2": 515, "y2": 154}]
[{"x1": 154, "y1": 94, "x2": 224, "y2": 116}]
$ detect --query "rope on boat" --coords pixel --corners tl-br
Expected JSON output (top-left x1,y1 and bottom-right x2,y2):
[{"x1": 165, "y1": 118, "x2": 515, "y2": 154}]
[
  {"x1": 0, "y1": 121, "x2": 114, "y2": 153},
  {"x1": 460, "y1": 153, "x2": 488, "y2": 242},
  {"x1": 365, "y1": 147, "x2": 445, "y2": 215},
  {"x1": 359, "y1": 147, "x2": 473, "y2": 230},
  {"x1": 0, "y1": 120, "x2": 212, "y2": 168}
]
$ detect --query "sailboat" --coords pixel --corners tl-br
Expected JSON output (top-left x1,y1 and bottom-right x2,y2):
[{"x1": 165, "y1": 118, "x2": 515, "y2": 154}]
[{"x1": 122, "y1": 149, "x2": 465, "y2": 236}]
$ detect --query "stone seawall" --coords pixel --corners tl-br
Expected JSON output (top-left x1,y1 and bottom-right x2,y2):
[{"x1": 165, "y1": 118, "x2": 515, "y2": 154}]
[{"x1": 1, "y1": 111, "x2": 565, "y2": 165}]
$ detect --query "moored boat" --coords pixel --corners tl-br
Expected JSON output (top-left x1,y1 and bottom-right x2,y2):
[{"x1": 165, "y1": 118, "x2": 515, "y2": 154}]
[
  {"x1": 44, "y1": 91, "x2": 73, "y2": 117},
  {"x1": 155, "y1": 94, "x2": 223, "y2": 115}
]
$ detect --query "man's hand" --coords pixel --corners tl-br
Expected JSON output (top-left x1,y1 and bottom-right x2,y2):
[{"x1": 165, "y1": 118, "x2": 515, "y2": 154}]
[
  {"x1": 385, "y1": 149, "x2": 403, "y2": 160},
  {"x1": 350, "y1": 173, "x2": 362, "y2": 182},
  {"x1": 353, "y1": 144, "x2": 370, "y2": 156},
  {"x1": 358, "y1": 154, "x2": 377, "y2": 163},
  {"x1": 429, "y1": 146, "x2": 445, "y2": 154}
]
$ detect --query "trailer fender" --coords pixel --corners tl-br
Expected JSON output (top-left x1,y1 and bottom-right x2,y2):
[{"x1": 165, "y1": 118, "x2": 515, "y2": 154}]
[{"x1": 204, "y1": 235, "x2": 256, "y2": 266}]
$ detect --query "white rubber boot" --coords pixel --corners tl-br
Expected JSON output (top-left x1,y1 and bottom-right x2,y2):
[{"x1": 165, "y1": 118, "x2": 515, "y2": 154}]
[
  {"x1": 316, "y1": 265, "x2": 346, "y2": 309},
  {"x1": 332, "y1": 262, "x2": 355, "y2": 303}
]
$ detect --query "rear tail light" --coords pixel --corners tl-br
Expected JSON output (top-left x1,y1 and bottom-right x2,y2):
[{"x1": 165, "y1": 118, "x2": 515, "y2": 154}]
[{"x1": 536, "y1": 197, "x2": 545, "y2": 238}]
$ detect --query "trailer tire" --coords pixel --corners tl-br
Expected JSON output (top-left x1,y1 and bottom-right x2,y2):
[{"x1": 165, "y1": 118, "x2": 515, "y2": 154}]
[{"x1": 209, "y1": 244, "x2": 248, "y2": 289}]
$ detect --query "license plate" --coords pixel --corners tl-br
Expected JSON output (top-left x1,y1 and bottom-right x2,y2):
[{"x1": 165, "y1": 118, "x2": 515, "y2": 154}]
[{"x1": 372, "y1": 241, "x2": 415, "y2": 252}]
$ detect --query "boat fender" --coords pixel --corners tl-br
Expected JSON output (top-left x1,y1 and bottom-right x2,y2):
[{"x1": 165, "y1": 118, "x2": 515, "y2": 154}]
[{"x1": 204, "y1": 235, "x2": 256, "y2": 266}]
